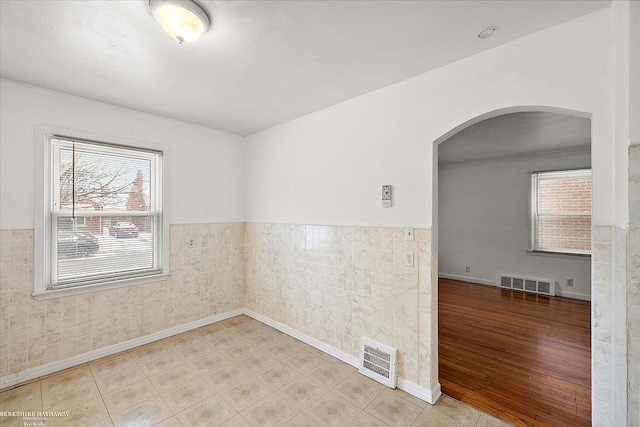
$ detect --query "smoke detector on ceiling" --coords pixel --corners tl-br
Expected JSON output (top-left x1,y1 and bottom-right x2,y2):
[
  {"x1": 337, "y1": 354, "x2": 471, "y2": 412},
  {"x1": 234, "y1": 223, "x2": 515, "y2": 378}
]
[{"x1": 477, "y1": 26, "x2": 497, "y2": 39}]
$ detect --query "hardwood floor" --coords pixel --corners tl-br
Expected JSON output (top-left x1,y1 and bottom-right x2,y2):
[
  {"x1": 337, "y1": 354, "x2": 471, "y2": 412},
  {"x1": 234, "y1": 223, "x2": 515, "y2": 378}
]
[{"x1": 438, "y1": 278, "x2": 591, "y2": 427}]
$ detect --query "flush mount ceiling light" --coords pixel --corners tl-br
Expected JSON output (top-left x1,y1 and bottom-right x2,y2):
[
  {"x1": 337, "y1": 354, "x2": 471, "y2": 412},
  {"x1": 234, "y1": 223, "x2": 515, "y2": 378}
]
[
  {"x1": 149, "y1": 0, "x2": 210, "y2": 43},
  {"x1": 477, "y1": 26, "x2": 497, "y2": 39}
]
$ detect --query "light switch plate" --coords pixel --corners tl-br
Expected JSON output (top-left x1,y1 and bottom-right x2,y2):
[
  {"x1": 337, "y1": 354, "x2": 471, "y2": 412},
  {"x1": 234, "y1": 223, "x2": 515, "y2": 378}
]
[
  {"x1": 382, "y1": 185, "x2": 392, "y2": 208},
  {"x1": 404, "y1": 227, "x2": 414, "y2": 241}
]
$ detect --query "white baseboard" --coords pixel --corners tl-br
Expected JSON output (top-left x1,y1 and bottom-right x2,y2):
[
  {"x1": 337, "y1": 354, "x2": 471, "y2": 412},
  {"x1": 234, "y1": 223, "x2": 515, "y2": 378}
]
[
  {"x1": 439, "y1": 273, "x2": 591, "y2": 301},
  {"x1": 0, "y1": 308, "x2": 243, "y2": 390},
  {"x1": 438, "y1": 273, "x2": 495, "y2": 286},
  {"x1": 242, "y1": 309, "x2": 359, "y2": 367},
  {"x1": 242, "y1": 308, "x2": 441, "y2": 404},
  {"x1": 2, "y1": 307, "x2": 442, "y2": 405},
  {"x1": 555, "y1": 290, "x2": 591, "y2": 301}
]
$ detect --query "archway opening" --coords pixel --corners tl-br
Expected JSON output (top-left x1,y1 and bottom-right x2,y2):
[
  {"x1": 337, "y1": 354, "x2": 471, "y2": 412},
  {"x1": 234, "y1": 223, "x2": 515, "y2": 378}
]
[{"x1": 432, "y1": 108, "x2": 592, "y2": 426}]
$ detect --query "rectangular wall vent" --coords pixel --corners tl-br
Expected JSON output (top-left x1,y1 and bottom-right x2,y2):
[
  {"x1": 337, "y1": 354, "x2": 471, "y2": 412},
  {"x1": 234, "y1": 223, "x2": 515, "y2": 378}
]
[
  {"x1": 359, "y1": 337, "x2": 397, "y2": 388},
  {"x1": 497, "y1": 274, "x2": 555, "y2": 296}
]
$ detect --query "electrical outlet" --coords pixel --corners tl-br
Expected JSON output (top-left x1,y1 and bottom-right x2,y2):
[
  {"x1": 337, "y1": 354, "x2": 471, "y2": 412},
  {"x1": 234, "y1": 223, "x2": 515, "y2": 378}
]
[
  {"x1": 405, "y1": 252, "x2": 414, "y2": 267},
  {"x1": 189, "y1": 239, "x2": 195, "y2": 248},
  {"x1": 567, "y1": 279, "x2": 574, "y2": 286},
  {"x1": 404, "y1": 227, "x2": 414, "y2": 241},
  {"x1": 465, "y1": 266, "x2": 471, "y2": 273}
]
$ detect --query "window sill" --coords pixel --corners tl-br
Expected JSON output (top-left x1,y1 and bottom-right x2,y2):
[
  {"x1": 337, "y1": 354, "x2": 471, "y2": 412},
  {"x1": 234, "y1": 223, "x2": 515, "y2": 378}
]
[
  {"x1": 526, "y1": 250, "x2": 591, "y2": 260},
  {"x1": 33, "y1": 273, "x2": 170, "y2": 301}
]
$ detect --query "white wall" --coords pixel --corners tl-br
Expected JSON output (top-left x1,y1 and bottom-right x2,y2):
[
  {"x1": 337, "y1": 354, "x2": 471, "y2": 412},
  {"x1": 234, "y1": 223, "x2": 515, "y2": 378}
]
[
  {"x1": 631, "y1": 1, "x2": 640, "y2": 145},
  {"x1": 0, "y1": 79, "x2": 245, "y2": 229},
  {"x1": 438, "y1": 151, "x2": 592, "y2": 300},
  {"x1": 245, "y1": 9, "x2": 620, "y2": 228}
]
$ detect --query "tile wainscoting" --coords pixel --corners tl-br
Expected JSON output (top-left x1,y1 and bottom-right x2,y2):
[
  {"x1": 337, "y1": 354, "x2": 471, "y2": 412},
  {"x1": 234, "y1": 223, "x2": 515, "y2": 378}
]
[
  {"x1": 592, "y1": 225, "x2": 627, "y2": 427},
  {"x1": 0, "y1": 223, "x2": 244, "y2": 382},
  {"x1": 243, "y1": 223, "x2": 438, "y2": 401},
  {"x1": 629, "y1": 144, "x2": 640, "y2": 427},
  {"x1": 2, "y1": 214, "x2": 637, "y2": 424}
]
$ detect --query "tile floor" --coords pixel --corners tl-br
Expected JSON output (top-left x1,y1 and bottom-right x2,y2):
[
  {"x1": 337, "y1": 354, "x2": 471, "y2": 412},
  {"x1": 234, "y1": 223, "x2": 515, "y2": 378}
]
[{"x1": 0, "y1": 315, "x2": 512, "y2": 426}]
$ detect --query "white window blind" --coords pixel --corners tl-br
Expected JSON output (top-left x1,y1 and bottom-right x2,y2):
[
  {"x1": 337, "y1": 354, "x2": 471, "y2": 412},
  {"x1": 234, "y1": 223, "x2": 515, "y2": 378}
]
[
  {"x1": 48, "y1": 136, "x2": 164, "y2": 290},
  {"x1": 530, "y1": 169, "x2": 591, "y2": 255}
]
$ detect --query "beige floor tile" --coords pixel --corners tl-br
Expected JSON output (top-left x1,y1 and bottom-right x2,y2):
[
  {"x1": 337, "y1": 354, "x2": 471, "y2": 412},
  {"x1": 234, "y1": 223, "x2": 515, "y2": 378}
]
[
  {"x1": 270, "y1": 332, "x2": 301, "y2": 347},
  {"x1": 0, "y1": 416, "x2": 28, "y2": 427},
  {"x1": 265, "y1": 341, "x2": 300, "y2": 358},
  {"x1": 365, "y1": 389, "x2": 422, "y2": 427},
  {"x1": 475, "y1": 412, "x2": 515, "y2": 426},
  {"x1": 304, "y1": 391, "x2": 359, "y2": 426},
  {"x1": 136, "y1": 352, "x2": 185, "y2": 377},
  {"x1": 256, "y1": 361, "x2": 300, "y2": 391},
  {"x1": 241, "y1": 392, "x2": 298, "y2": 426},
  {"x1": 295, "y1": 342, "x2": 336, "y2": 361},
  {"x1": 251, "y1": 332, "x2": 279, "y2": 348},
  {"x1": 0, "y1": 384, "x2": 45, "y2": 427},
  {"x1": 201, "y1": 362, "x2": 249, "y2": 392},
  {"x1": 332, "y1": 372, "x2": 385, "y2": 409},
  {"x1": 189, "y1": 351, "x2": 232, "y2": 375},
  {"x1": 0, "y1": 381, "x2": 42, "y2": 411},
  {"x1": 102, "y1": 379, "x2": 159, "y2": 415},
  {"x1": 218, "y1": 413, "x2": 252, "y2": 426},
  {"x1": 110, "y1": 395, "x2": 174, "y2": 427},
  {"x1": 388, "y1": 387, "x2": 429, "y2": 409},
  {"x1": 164, "y1": 331, "x2": 203, "y2": 349},
  {"x1": 413, "y1": 395, "x2": 484, "y2": 426},
  {"x1": 282, "y1": 412, "x2": 321, "y2": 427},
  {"x1": 207, "y1": 334, "x2": 240, "y2": 352},
  {"x1": 176, "y1": 393, "x2": 237, "y2": 427},
  {"x1": 232, "y1": 325, "x2": 261, "y2": 341},
  {"x1": 94, "y1": 368, "x2": 148, "y2": 395},
  {"x1": 41, "y1": 365, "x2": 101, "y2": 410},
  {"x1": 89, "y1": 418, "x2": 113, "y2": 427},
  {"x1": 283, "y1": 349, "x2": 325, "y2": 373},
  {"x1": 236, "y1": 352, "x2": 278, "y2": 374},
  {"x1": 161, "y1": 379, "x2": 213, "y2": 413},
  {"x1": 154, "y1": 415, "x2": 185, "y2": 427},
  {"x1": 149, "y1": 365, "x2": 198, "y2": 394},
  {"x1": 129, "y1": 341, "x2": 177, "y2": 364},
  {"x1": 350, "y1": 410, "x2": 391, "y2": 426},
  {"x1": 306, "y1": 360, "x2": 356, "y2": 388},
  {"x1": 222, "y1": 377, "x2": 272, "y2": 411},
  {"x1": 277, "y1": 376, "x2": 327, "y2": 409},
  {"x1": 222, "y1": 340, "x2": 258, "y2": 360},
  {"x1": 89, "y1": 353, "x2": 139, "y2": 378},
  {"x1": 174, "y1": 341, "x2": 219, "y2": 362},
  {"x1": 88, "y1": 418, "x2": 115, "y2": 427},
  {"x1": 46, "y1": 397, "x2": 109, "y2": 427}
]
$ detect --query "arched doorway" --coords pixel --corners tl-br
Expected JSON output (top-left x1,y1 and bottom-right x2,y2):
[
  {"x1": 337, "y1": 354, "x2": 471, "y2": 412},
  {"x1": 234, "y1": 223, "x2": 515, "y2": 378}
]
[{"x1": 429, "y1": 106, "x2": 596, "y2": 426}]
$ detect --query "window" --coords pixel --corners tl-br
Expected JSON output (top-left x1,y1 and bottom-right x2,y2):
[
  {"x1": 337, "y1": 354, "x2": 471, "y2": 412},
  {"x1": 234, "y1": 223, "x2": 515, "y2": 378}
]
[
  {"x1": 530, "y1": 169, "x2": 592, "y2": 255},
  {"x1": 35, "y1": 132, "x2": 168, "y2": 299}
]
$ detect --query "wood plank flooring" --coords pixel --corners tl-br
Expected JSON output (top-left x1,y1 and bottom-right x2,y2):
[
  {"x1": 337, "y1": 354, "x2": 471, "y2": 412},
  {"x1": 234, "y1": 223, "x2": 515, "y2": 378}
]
[{"x1": 438, "y1": 278, "x2": 591, "y2": 427}]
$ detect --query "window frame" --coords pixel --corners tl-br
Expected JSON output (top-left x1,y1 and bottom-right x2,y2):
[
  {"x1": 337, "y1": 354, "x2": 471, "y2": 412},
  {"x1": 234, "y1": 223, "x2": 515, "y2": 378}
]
[
  {"x1": 528, "y1": 168, "x2": 592, "y2": 257},
  {"x1": 34, "y1": 126, "x2": 170, "y2": 300}
]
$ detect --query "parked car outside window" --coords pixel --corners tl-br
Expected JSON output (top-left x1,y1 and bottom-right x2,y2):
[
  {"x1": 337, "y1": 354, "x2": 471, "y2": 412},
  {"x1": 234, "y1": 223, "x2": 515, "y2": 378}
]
[
  {"x1": 58, "y1": 231, "x2": 100, "y2": 258},
  {"x1": 109, "y1": 222, "x2": 139, "y2": 238}
]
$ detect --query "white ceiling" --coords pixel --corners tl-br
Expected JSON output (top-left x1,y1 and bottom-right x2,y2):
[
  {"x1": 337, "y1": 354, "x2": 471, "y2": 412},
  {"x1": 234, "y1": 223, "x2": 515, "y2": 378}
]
[
  {"x1": 438, "y1": 112, "x2": 591, "y2": 165},
  {"x1": 0, "y1": 1, "x2": 610, "y2": 136}
]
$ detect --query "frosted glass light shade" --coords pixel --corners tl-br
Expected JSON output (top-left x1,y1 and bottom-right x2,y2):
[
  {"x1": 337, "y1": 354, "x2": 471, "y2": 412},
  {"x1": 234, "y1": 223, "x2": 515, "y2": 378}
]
[{"x1": 149, "y1": 0, "x2": 210, "y2": 43}]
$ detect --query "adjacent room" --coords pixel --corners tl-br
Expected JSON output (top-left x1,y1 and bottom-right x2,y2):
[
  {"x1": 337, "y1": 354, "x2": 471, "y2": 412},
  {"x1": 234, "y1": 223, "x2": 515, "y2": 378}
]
[
  {"x1": 0, "y1": 1, "x2": 637, "y2": 427},
  {"x1": 436, "y1": 111, "x2": 592, "y2": 425}
]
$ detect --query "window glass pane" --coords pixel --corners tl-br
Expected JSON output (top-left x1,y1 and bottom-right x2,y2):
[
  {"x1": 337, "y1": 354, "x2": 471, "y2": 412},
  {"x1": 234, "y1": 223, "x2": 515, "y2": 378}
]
[
  {"x1": 536, "y1": 174, "x2": 591, "y2": 253},
  {"x1": 55, "y1": 215, "x2": 157, "y2": 285},
  {"x1": 57, "y1": 142, "x2": 152, "y2": 213},
  {"x1": 537, "y1": 214, "x2": 591, "y2": 252}
]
